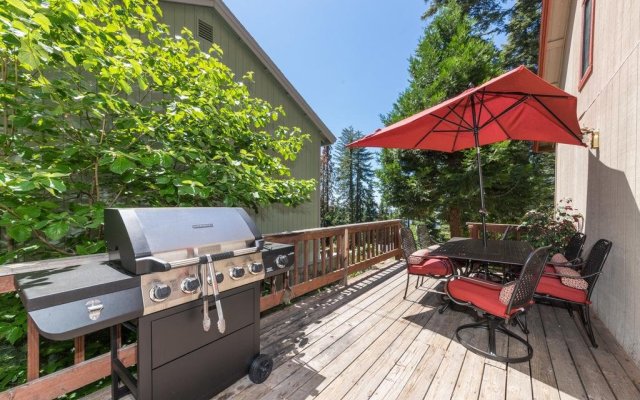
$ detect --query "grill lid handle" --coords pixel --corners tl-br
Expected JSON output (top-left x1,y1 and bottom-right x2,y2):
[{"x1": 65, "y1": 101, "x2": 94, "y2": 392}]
[{"x1": 136, "y1": 256, "x2": 171, "y2": 272}]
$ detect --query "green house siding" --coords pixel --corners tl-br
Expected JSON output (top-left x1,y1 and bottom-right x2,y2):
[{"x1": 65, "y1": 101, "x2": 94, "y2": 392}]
[{"x1": 159, "y1": 1, "x2": 327, "y2": 234}]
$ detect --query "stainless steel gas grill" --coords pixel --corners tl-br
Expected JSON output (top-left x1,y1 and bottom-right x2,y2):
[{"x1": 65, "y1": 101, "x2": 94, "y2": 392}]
[{"x1": 15, "y1": 207, "x2": 295, "y2": 400}]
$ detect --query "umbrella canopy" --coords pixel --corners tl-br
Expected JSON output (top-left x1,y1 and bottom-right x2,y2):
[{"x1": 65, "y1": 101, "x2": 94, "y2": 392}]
[
  {"x1": 348, "y1": 66, "x2": 584, "y2": 151},
  {"x1": 348, "y1": 66, "x2": 585, "y2": 245}
]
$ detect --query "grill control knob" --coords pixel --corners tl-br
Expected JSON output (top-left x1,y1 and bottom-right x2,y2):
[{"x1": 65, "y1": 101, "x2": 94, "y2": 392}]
[
  {"x1": 150, "y1": 283, "x2": 171, "y2": 302},
  {"x1": 276, "y1": 255, "x2": 289, "y2": 269},
  {"x1": 181, "y1": 276, "x2": 200, "y2": 294},
  {"x1": 249, "y1": 262, "x2": 264, "y2": 274},
  {"x1": 230, "y1": 266, "x2": 245, "y2": 280},
  {"x1": 206, "y1": 272, "x2": 225, "y2": 285}
]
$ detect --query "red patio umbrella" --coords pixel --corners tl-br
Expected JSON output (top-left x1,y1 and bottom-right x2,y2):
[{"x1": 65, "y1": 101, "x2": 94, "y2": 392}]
[{"x1": 348, "y1": 66, "x2": 585, "y2": 245}]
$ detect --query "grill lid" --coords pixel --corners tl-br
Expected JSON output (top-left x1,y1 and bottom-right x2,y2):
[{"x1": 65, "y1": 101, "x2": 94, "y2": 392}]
[{"x1": 105, "y1": 208, "x2": 262, "y2": 275}]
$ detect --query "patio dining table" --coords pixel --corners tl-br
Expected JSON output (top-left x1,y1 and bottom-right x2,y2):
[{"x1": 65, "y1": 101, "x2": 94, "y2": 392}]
[{"x1": 429, "y1": 238, "x2": 533, "y2": 267}]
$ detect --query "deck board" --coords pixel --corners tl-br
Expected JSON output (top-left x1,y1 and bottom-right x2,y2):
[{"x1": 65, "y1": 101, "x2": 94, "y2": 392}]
[{"x1": 85, "y1": 261, "x2": 640, "y2": 400}]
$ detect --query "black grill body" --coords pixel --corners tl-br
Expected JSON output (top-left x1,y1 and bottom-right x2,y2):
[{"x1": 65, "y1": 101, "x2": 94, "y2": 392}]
[
  {"x1": 13, "y1": 207, "x2": 293, "y2": 400},
  {"x1": 135, "y1": 283, "x2": 260, "y2": 400}
]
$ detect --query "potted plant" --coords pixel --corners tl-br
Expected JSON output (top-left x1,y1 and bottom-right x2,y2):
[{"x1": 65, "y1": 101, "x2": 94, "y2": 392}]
[{"x1": 519, "y1": 198, "x2": 584, "y2": 253}]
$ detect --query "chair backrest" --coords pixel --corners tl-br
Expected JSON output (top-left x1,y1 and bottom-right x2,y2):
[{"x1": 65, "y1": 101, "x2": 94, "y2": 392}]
[
  {"x1": 564, "y1": 232, "x2": 587, "y2": 261},
  {"x1": 416, "y1": 224, "x2": 431, "y2": 249},
  {"x1": 400, "y1": 226, "x2": 418, "y2": 263},
  {"x1": 581, "y1": 239, "x2": 613, "y2": 299},
  {"x1": 507, "y1": 246, "x2": 551, "y2": 313}
]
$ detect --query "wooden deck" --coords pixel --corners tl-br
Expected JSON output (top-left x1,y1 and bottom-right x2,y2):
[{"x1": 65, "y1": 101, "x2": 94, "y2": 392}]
[
  {"x1": 213, "y1": 261, "x2": 640, "y2": 400},
  {"x1": 87, "y1": 260, "x2": 640, "y2": 400}
]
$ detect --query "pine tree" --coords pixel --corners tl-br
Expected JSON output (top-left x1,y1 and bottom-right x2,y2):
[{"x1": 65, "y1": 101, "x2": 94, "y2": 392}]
[
  {"x1": 319, "y1": 145, "x2": 333, "y2": 226},
  {"x1": 380, "y1": 2, "x2": 553, "y2": 237},
  {"x1": 381, "y1": 3, "x2": 500, "y2": 236},
  {"x1": 502, "y1": 0, "x2": 542, "y2": 71},
  {"x1": 422, "y1": 0, "x2": 507, "y2": 34},
  {"x1": 334, "y1": 127, "x2": 377, "y2": 224}
]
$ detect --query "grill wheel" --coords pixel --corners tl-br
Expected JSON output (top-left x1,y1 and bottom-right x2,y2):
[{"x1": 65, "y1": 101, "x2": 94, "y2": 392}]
[{"x1": 249, "y1": 354, "x2": 273, "y2": 384}]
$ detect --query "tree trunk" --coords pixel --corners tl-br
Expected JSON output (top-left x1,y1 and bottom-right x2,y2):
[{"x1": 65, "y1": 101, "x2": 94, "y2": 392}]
[{"x1": 448, "y1": 206, "x2": 462, "y2": 237}]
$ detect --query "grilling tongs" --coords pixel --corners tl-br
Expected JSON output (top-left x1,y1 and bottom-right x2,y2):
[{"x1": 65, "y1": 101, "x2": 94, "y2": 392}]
[{"x1": 201, "y1": 254, "x2": 226, "y2": 334}]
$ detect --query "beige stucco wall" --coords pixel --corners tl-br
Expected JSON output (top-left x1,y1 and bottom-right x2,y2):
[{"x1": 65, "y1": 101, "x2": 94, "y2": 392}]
[
  {"x1": 555, "y1": 0, "x2": 640, "y2": 363},
  {"x1": 158, "y1": 1, "x2": 327, "y2": 235}
]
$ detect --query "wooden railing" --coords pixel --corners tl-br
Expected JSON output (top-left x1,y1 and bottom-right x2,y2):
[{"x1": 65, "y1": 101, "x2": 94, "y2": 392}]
[
  {"x1": 0, "y1": 219, "x2": 402, "y2": 400},
  {"x1": 262, "y1": 219, "x2": 403, "y2": 312},
  {"x1": 466, "y1": 222, "x2": 523, "y2": 240}
]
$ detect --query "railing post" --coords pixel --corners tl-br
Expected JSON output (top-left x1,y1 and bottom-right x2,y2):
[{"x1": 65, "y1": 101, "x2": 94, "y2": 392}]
[
  {"x1": 27, "y1": 316, "x2": 39, "y2": 381},
  {"x1": 342, "y1": 228, "x2": 350, "y2": 286},
  {"x1": 394, "y1": 222, "x2": 402, "y2": 260},
  {"x1": 470, "y1": 224, "x2": 479, "y2": 239},
  {"x1": 74, "y1": 336, "x2": 85, "y2": 364}
]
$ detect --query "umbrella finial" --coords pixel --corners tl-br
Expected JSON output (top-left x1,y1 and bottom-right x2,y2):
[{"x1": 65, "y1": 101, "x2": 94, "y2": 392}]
[{"x1": 468, "y1": 82, "x2": 475, "y2": 89}]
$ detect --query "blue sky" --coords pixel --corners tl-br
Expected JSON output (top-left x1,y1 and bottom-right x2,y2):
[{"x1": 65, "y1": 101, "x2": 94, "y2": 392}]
[{"x1": 223, "y1": 0, "x2": 429, "y2": 138}]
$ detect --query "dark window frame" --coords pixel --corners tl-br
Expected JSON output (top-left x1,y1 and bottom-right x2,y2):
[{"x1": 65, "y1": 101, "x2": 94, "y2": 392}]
[{"x1": 578, "y1": 0, "x2": 595, "y2": 91}]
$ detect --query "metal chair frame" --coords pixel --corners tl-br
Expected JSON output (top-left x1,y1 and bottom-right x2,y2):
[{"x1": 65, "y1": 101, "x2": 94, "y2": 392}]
[
  {"x1": 445, "y1": 246, "x2": 551, "y2": 363},
  {"x1": 535, "y1": 239, "x2": 612, "y2": 347},
  {"x1": 548, "y1": 232, "x2": 587, "y2": 268},
  {"x1": 400, "y1": 226, "x2": 455, "y2": 313}
]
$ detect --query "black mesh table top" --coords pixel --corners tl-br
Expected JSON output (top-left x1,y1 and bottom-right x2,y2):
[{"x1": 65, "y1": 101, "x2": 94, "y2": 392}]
[{"x1": 428, "y1": 238, "x2": 534, "y2": 266}]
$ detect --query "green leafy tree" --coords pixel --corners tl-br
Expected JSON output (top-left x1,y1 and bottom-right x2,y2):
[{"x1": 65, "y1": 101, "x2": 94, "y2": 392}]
[
  {"x1": 380, "y1": 1, "x2": 553, "y2": 237},
  {"x1": 502, "y1": 0, "x2": 542, "y2": 71},
  {"x1": 423, "y1": 0, "x2": 507, "y2": 34},
  {"x1": 0, "y1": 0, "x2": 314, "y2": 264},
  {"x1": 381, "y1": 3, "x2": 500, "y2": 236},
  {"x1": 333, "y1": 127, "x2": 377, "y2": 224}
]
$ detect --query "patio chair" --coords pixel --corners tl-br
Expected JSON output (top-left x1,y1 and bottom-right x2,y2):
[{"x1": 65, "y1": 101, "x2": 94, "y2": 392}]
[
  {"x1": 535, "y1": 238, "x2": 612, "y2": 347},
  {"x1": 400, "y1": 227, "x2": 455, "y2": 313},
  {"x1": 544, "y1": 232, "x2": 587, "y2": 273},
  {"x1": 445, "y1": 246, "x2": 551, "y2": 363}
]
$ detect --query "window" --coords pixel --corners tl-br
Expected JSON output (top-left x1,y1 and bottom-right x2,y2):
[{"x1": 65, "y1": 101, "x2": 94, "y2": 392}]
[{"x1": 579, "y1": 0, "x2": 595, "y2": 90}]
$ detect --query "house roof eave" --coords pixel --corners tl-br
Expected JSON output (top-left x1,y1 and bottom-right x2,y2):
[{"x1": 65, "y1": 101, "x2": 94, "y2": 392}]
[
  {"x1": 538, "y1": 0, "x2": 572, "y2": 87},
  {"x1": 162, "y1": 0, "x2": 336, "y2": 144}
]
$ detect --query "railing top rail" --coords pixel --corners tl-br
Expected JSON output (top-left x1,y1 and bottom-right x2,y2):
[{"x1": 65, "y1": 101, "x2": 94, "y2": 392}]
[
  {"x1": 466, "y1": 222, "x2": 522, "y2": 228},
  {"x1": 265, "y1": 219, "x2": 402, "y2": 238}
]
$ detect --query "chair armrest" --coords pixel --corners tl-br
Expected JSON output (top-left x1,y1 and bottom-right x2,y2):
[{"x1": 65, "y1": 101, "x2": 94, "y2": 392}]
[
  {"x1": 544, "y1": 271, "x2": 601, "y2": 279},
  {"x1": 548, "y1": 259, "x2": 584, "y2": 268}
]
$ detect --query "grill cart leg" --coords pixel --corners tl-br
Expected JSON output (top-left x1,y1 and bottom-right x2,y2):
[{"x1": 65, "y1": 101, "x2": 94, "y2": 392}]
[{"x1": 111, "y1": 324, "x2": 138, "y2": 399}]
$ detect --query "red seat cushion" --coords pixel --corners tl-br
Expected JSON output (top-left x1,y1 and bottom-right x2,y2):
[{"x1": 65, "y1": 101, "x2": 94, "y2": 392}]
[
  {"x1": 446, "y1": 277, "x2": 529, "y2": 318},
  {"x1": 407, "y1": 258, "x2": 452, "y2": 277},
  {"x1": 536, "y1": 275, "x2": 589, "y2": 304},
  {"x1": 543, "y1": 264, "x2": 555, "y2": 274}
]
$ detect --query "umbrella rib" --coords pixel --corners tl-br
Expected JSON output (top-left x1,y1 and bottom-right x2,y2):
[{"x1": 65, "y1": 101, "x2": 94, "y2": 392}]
[
  {"x1": 479, "y1": 99, "x2": 515, "y2": 140},
  {"x1": 478, "y1": 95, "x2": 528, "y2": 131},
  {"x1": 447, "y1": 105, "x2": 474, "y2": 130},
  {"x1": 451, "y1": 97, "x2": 472, "y2": 151},
  {"x1": 476, "y1": 91, "x2": 486, "y2": 129},
  {"x1": 531, "y1": 95, "x2": 584, "y2": 142},
  {"x1": 413, "y1": 98, "x2": 466, "y2": 148},
  {"x1": 428, "y1": 114, "x2": 472, "y2": 130}
]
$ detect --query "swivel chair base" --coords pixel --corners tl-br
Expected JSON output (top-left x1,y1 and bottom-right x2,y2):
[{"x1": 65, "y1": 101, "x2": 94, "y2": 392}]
[{"x1": 455, "y1": 316, "x2": 533, "y2": 363}]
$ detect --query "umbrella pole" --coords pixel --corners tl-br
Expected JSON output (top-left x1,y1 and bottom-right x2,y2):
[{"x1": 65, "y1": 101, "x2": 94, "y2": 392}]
[
  {"x1": 474, "y1": 131, "x2": 488, "y2": 247},
  {"x1": 470, "y1": 95, "x2": 488, "y2": 246}
]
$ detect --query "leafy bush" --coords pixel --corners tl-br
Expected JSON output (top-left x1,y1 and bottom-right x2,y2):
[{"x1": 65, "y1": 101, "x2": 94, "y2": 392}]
[
  {"x1": 0, "y1": 0, "x2": 315, "y2": 265},
  {"x1": 519, "y1": 198, "x2": 583, "y2": 253}
]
